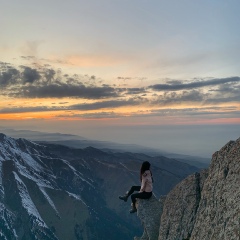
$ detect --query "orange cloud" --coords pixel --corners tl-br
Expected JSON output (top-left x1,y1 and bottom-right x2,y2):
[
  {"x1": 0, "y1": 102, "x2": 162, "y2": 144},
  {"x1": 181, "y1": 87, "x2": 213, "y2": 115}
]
[{"x1": 48, "y1": 54, "x2": 128, "y2": 68}]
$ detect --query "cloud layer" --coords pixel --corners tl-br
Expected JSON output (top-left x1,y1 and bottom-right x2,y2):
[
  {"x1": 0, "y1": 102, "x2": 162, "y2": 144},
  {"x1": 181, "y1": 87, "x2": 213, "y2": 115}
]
[
  {"x1": 0, "y1": 63, "x2": 120, "y2": 99},
  {"x1": 149, "y1": 77, "x2": 240, "y2": 91},
  {"x1": 0, "y1": 62, "x2": 240, "y2": 119}
]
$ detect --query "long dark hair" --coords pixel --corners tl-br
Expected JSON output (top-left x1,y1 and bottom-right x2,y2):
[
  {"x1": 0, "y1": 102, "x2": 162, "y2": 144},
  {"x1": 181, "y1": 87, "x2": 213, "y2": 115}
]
[{"x1": 140, "y1": 161, "x2": 153, "y2": 181}]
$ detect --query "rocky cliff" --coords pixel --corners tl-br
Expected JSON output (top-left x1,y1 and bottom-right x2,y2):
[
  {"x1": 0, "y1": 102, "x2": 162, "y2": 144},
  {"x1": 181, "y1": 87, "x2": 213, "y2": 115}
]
[
  {"x1": 135, "y1": 138, "x2": 240, "y2": 240},
  {"x1": 158, "y1": 170, "x2": 208, "y2": 240},
  {"x1": 191, "y1": 138, "x2": 240, "y2": 240},
  {"x1": 134, "y1": 195, "x2": 165, "y2": 240}
]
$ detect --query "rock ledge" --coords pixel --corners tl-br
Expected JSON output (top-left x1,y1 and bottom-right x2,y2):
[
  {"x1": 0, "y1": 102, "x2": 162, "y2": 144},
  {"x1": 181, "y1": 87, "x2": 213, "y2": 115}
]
[{"x1": 134, "y1": 195, "x2": 165, "y2": 240}]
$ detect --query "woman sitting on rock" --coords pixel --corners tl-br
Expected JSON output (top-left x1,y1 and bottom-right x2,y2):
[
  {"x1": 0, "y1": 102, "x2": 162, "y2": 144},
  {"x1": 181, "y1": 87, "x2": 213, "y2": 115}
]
[{"x1": 119, "y1": 161, "x2": 153, "y2": 213}]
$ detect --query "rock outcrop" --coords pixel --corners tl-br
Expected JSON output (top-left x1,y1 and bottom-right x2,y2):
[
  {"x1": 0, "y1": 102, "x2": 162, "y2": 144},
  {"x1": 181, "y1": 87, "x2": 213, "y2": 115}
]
[
  {"x1": 135, "y1": 137, "x2": 240, "y2": 240},
  {"x1": 134, "y1": 195, "x2": 165, "y2": 240},
  {"x1": 158, "y1": 170, "x2": 208, "y2": 240},
  {"x1": 191, "y1": 138, "x2": 240, "y2": 239}
]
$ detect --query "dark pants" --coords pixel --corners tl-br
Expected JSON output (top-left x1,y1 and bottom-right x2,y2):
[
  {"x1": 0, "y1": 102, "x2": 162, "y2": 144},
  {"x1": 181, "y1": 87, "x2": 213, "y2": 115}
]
[{"x1": 127, "y1": 186, "x2": 152, "y2": 207}]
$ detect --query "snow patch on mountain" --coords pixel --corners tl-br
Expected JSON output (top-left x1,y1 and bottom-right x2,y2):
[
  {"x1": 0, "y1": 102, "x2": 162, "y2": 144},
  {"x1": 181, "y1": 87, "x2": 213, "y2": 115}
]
[
  {"x1": 14, "y1": 157, "x2": 54, "y2": 189},
  {"x1": 13, "y1": 171, "x2": 46, "y2": 227},
  {"x1": 39, "y1": 187, "x2": 59, "y2": 216},
  {"x1": 67, "y1": 192, "x2": 88, "y2": 207},
  {"x1": 0, "y1": 203, "x2": 18, "y2": 239},
  {"x1": 0, "y1": 162, "x2": 4, "y2": 200},
  {"x1": 59, "y1": 158, "x2": 94, "y2": 187}
]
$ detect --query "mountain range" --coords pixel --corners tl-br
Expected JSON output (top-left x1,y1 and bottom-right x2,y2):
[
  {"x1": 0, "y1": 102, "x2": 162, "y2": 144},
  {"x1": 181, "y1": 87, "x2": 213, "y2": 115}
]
[
  {"x1": 0, "y1": 128, "x2": 210, "y2": 169},
  {"x1": 0, "y1": 133, "x2": 200, "y2": 240}
]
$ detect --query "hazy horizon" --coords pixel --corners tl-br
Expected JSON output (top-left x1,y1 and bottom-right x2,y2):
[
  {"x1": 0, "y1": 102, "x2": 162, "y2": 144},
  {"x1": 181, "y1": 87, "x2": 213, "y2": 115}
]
[{"x1": 0, "y1": 124, "x2": 239, "y2": 158}]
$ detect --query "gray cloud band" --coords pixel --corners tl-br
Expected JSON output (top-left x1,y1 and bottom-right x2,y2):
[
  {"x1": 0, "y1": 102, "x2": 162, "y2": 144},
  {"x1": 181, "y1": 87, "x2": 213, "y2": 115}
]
[
  {"x1": 0, "y1": 62, "x2": 239, "y2": 100},
  {"x1": 0, "y1": 99, "x2": 139, "y2": 113},
  {"x1": 149, "y1": 77, "x2": 240, "y2": 91},
  {"x1": 14, "y1": 85, "x2": 119, "y2": 99}
]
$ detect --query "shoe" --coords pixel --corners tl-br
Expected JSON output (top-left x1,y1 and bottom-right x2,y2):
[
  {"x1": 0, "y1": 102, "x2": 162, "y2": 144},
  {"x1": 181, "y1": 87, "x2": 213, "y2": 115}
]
[
  {"x1": 119, "y1": 194, "x2": 128, "y2": 202},
  {"x1": 129, "y1": 206, "x2": 137, "y2": 213}
]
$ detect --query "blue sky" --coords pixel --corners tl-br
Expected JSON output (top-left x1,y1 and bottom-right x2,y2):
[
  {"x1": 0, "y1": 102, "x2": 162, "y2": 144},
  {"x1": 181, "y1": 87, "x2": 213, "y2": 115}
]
[
  {"x1": 0, "y1": 0, "x2": 240, "y2": 157},
  {"x1": 2, "y1": 0, "x2": 240, "y2": 79}
]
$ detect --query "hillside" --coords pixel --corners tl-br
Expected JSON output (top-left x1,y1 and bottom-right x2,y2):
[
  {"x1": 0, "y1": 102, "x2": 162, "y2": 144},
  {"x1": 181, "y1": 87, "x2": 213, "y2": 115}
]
[{"x1": 0, "y1": 133, "x2": 199, "y2": 240}]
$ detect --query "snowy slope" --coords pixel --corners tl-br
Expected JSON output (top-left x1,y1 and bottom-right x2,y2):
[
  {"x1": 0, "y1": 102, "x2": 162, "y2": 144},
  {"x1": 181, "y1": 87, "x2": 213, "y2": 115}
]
[
  {"x1": 0, "y1": 133, "x2": 200, "y2": 240},
  {"x1": 0, "y1": 133, "x2": 91, "y2": 239}
]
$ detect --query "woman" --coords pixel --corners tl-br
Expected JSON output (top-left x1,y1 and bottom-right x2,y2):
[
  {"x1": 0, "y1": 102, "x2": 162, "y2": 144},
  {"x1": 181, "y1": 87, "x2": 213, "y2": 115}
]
[{"x1": 119, "y1": 161, "x2": 153, "y2": 213}]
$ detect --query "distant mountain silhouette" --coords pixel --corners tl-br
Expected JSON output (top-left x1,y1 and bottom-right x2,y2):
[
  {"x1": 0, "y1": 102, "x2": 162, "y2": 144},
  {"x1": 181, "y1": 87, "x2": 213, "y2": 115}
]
[{"x1": 1, "y1": 128, "x2": 210, "y2": 168}]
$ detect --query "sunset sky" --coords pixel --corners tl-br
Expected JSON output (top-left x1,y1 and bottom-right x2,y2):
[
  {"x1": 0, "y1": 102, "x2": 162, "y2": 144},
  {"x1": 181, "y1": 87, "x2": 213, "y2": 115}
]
[{"x1": 1, "y1": 1, "x2": 240, "y2": 157}]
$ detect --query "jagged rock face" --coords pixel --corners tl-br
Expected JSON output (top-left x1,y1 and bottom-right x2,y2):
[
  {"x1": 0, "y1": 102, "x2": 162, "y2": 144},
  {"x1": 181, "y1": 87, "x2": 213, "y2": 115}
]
[
  {"x1": 134, "y1": 137, "x2": 240, "y2": 240},
  {"x1": 158, "y1": 170, "x2": 208, "y2": 240},
  {"x1": 191, "y1": 138, "x2": 240, "y2": 240},
  {"x1": 134, "y1": 195, "x2": 165, "y2": 240}
]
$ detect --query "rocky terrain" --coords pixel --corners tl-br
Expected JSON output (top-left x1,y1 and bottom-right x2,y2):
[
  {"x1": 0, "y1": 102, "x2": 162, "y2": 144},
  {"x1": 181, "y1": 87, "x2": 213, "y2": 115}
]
[
  {"x1": 0, "y1": 133, "x2": 199, "y2": 240},
  {"x1": 135, "y1": 137, "x2": 240, "y2": 240},
  {"x1": 191, "y1": 138, "x2": 240, "y2": 240},
  {"x1": 134, "y1": 195, "x2": 165, "y2": 240}
]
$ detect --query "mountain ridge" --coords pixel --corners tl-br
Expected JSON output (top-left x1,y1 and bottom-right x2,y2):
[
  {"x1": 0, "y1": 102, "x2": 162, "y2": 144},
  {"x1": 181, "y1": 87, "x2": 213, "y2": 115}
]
[
  {"x1": 0, "y1": 133, "x2": 200, "y2": 240},
  {"x1": 0, "y1": 128, "x2": 210, "y2": 168}
]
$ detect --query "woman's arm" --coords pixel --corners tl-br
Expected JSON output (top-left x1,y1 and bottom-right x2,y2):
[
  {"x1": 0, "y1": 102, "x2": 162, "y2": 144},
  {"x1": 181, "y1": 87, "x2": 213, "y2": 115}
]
[{"x1": 140, "y1": 173, "x2": 148, "y2": 192}]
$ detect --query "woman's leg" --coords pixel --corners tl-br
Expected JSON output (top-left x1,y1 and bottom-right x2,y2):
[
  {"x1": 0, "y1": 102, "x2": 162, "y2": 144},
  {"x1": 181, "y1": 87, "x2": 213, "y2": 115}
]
[
  {"x1": 119, "y1": 186, "x2": 140, "y2": 201},
  {"x1": 127, "y1": 186, "x2": 141, "y2": 196},
  {"x1": 131, "y1": 191, "x2": 152, "y2": 207}
]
